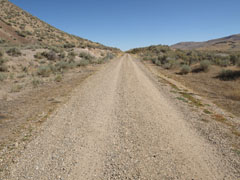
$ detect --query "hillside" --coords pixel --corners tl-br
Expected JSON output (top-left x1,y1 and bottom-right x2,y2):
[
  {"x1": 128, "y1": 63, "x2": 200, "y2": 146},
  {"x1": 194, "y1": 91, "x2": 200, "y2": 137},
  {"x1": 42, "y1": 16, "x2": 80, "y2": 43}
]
[
  {"x1": 171, "y1": 34, "x2": 240, "y2": 51},
  {"x1": 0, "y1": 0, "x2": 119, "y2": 52}
]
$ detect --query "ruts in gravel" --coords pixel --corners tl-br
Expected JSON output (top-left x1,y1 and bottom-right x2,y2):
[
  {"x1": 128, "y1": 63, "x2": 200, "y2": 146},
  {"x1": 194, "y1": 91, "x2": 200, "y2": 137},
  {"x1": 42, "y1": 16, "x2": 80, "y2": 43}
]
[{"x1": 6, "y1": 54, "x2": 240, "y2": 180}]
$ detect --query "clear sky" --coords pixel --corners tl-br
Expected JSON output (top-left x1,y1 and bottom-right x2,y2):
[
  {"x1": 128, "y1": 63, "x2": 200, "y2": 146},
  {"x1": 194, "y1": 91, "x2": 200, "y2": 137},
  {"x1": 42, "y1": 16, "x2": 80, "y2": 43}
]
[{"x1": 10, "y1": 0, "x2": 240, "y2": 51}]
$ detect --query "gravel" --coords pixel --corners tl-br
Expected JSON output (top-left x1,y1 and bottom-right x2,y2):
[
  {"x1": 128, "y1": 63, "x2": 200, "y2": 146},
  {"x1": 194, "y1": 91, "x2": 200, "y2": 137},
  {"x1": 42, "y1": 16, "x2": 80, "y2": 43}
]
[{"x1": 5, "y1": 54, "x2": 239, "y2": 179}]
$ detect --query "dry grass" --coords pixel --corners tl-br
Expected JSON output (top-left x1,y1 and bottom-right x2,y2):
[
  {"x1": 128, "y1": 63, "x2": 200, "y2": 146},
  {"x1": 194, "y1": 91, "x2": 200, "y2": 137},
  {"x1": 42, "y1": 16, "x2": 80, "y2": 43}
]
[
  {"x1": 225, "y1": 89, "x2": 240, "y2": 101},
  {"x1": 154, "y1": 65, "x2": 240, "y2": 116},
  {"x1": 180, "y1": 92, "x2": 203, "y2": 107},
  {"x1": 212, "y1": 114, "x2": 233, "y2": 127}
]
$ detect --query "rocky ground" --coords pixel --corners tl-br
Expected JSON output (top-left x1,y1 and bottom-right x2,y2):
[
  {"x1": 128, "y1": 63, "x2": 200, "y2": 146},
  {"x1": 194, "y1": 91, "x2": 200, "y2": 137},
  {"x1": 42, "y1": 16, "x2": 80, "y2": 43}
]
[{"x1": 1, "y1": 54, "x2": 239, "y2": 179}]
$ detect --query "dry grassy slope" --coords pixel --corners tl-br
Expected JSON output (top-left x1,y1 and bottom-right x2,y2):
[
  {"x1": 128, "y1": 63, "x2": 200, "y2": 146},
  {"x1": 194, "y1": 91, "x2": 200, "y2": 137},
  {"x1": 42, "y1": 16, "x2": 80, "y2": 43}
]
[
  {"x1": 171, "y1": 34, "x2": 240, "y2": 51},
  {"x1": 0, "y1": 0, "x2": 119, "y2": 52}
]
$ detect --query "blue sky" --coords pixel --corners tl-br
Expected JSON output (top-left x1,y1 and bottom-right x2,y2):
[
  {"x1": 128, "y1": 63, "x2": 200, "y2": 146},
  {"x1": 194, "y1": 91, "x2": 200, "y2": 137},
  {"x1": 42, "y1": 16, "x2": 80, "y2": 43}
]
[{"x1": 10, "y1": 0, "x2": 240, "y2": 50}]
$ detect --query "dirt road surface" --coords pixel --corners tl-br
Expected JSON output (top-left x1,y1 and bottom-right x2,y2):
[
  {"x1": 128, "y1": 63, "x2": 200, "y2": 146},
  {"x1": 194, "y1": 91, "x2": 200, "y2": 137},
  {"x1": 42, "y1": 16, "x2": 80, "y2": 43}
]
[{"x1": 6, "y1": 54, "x2": 239, "y2": 179}]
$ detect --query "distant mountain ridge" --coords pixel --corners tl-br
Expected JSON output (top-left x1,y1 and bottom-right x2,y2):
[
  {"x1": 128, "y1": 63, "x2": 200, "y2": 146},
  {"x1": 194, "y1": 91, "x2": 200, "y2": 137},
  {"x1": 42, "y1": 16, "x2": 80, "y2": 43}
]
[{"x1": 171, "y1": 34, "x2": 240, "y2": 51}]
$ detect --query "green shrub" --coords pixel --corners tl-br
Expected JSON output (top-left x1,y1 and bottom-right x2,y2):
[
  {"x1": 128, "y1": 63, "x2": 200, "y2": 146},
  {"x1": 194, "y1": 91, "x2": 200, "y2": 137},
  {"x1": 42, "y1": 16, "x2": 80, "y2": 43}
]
[
  {"x1": 49, "y1": 47, "x2": 61, "y2": 53},
  {"x1": 218, "y1": 59, "x2": 230, "y2": 67},
  {"x1": 32, "y1": 78, "x2": 42, "y2": 88},
  {"x1": 217, "y1": 69, "x2": 240, "y2": 81},
  {"x1": 200, "y1": 60, "x2": 211, "y2": 72},
  {"x1": 0, "y1": 58, "x2": 6, "y2": 65},
  {"x1": 79, "y1": 52, "x2": 94, "y2": 60},
  {"x1": 34, "y1": 52, "x2": 43, "y2": 59},
  {"x1": 0, "y1": 38, "x2": 6, "y2": 44},
  {"x1": 63, "y1": 43, "x2": 75, "y2": 48},
  {"x1": 180, "y1": 65, "x2": 191, "y2": 74},
  {"x1": 151, "y1": 57, "x2": 158, "y2": 64},
  {"x1": 7, "y1": 48, "x2": 21, "y2": 57},
  {"x1": 158, "y1": 55, "x2": 168, "y2": 64},
  {"x1": 143, "y1": 56, "x2": 149, "y2": 61},
  {"x1": 55, "y1": 61, "x2": 69, "y2": 71},
  {"x1": 59, "y1": 52, "x2": 66, "y2": 59},
  {"x1": 0, "y1": 73, "x2": 7, "y2": 81},
  {"x1": 155, "y1": 60, "x2": 162, "y2": 66},
  {"x1": 105, "y1": 53, "x2": 115, "y2": 60},
  {"x1": 37, "y1": 66, "x2": 52, "y2": 77},
  {"x1": 237, "y1": 61, "x2": 240, "y2": 67},
  {"x1": 0, "y1": 50, "x2": 4, "y2": 57},
  {"x1": 54, "y1": 74, "x2": 63, "y2": 82},
  {"x1": 77, "y1": 59, "x2": 89, "y2": 66},
  {"x1": 0, "y1": 64, "x2": 8, "y2": 72},
  {"x1": 10, "y1": 84, "x2": 23, "y2": 93},
  {"x1": 163, "y1": 59, "x2": 179, "y2": 69},
  {"x1": 41, "y1": 51, "x2": 57, "y2": 61},
  {"x1": 163, "y1": 63, "x2": 172, "y2": 69},
  {"x1": 0, "y1": 58, "x2": 8, "y2": 72},
  {"x1": 230, "y1": 54, "x2": 240, "y2": 65},
  {"x1": 68, "y1": 61, "x2": 77, "y2": 69},
  {"x1": 15, "y1": 30, "x2": 32, "y2": 38},
  {"x1": 68, "y1": 52, "x2": 76, "y2": 58}
]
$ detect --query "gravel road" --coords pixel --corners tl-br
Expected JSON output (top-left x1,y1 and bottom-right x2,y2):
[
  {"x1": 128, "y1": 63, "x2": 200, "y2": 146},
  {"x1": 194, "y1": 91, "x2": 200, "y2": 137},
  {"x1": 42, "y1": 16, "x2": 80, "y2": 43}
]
[{"x1": 7, "y1": 54, "x2": 239, "y2": 179}]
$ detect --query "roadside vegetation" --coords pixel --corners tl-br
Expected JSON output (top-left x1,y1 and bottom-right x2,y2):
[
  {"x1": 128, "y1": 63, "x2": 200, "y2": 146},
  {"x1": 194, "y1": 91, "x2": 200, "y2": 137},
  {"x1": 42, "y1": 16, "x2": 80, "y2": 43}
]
[
  {"x1": 0, "y1": 44, "x2": 117, "y2": 91},
  {"x1": 128, "y1": 45, "x2": 240, "y2": 116},
  {"x1": 128, "y1": 45, "x2": 240, "y2": 74}
]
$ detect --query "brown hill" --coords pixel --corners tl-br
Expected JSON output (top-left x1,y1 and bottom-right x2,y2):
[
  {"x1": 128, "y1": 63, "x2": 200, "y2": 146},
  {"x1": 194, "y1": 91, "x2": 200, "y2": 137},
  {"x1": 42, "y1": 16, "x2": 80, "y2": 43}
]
[
  {"x1": 0, "y1": 0, "x2": 119, "y2": 51},
  {"x1": 171, "y1": 34, "x2": 240, "y2": 51}
]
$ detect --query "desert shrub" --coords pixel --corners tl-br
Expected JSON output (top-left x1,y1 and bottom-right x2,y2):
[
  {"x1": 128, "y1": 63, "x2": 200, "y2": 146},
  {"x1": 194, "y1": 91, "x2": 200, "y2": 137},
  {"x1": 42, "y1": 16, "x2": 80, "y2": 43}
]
[
  {"x1": 68, "y1": 52, "x2": 76, "y2": 58},
  {"x1": 155, "y1": 60, "x2": 161, "y2": 66},
  {"x1": 59, "y1": 52, "x2": 66, "y2": 59},
  {"x1": 158, "y1": 55, "x2": 168, "y2": 64},
  {"x1": 63, "y1": 43, "x2": 75, "y2": 48},
  {"x1": 79, "y1": 52, "x2": 94, "y2": 60},
  {"x1": 68, "y1": 61, "x2": 77, "y2": 69},
  {"x1": 0, "y1": 64, "x2": 8, "y2": 72},
  {"x1": 143, "y1": 56, "x2": 149, "y2": 61},
  {"x1": 15, "y1": 30, "x2": 31, "y2": 37},
  {"x1": 41, "y1": 51, "x2": 57, "y2": 61},
  {"x1": 163, "y1": 63, "x2": 172, "y2": 69},
  {"x1": 16, "y1": 30, "x2": 26, "y2": 37},
  {"x1": 0, "y1": 58, "x2": 6, "y2": 65},
  {"x1": 180, "y1": 65, "x2": 191, "y2": 75},
  {"x1": 166, "y1": 59, "x2": 179, "y2": 69},
  {"x1": 150, "y1": 57, "x2": 157, "y2": 64},
  {"x1": 217, "y1": 69, "x2": 240, "y2": 81},
  {"x1": 0, "y1": 73, "x2": 7, "y2": 81},
  {"x1": 237, "y1": 61, "x2": 240, "y2": 67},
  {"x1": 0, "y1": 50, "x2": 4, "y2": 57},
  {"x1": 200, "y1": 60, "x2": 211, "y2": 72},
  {"x1": 0, "y1": 58, "x2": 8, "y2": 72},
  {"x1": 34, "y1": 52, "x2": 43, "y2": 59},
  {"x1": 0, "y1": 38, "x2": 6, "y2": 44},
  {"x1": 22, "y1": 66, "x2": 28, "y2": 73},
  {"x1": 55, "y1": 61, "x2": 69, "y2": 71},
  {"x1": 54, "y1": 74, "x2": 63, "y2": 82},
  {"x1": 77, "y1": 59, "x2": 89, "y2": 67},
  {"x1": 37, "y1": 66, "x2": 52, "y2": 77},
  {"x1": 105, "y1": 53, "x2": 115, "y2": 60},
  {"x1": 32, "y1": 78, "x2": 42, "y2": 88},
  {"x1": 49, "y1": 46, "x2": 61, "y2": 53},
  {"x1": 10, "y1": 84, "x2": 23, "y2": 93},
  {"x1": 7, "y1": 48, "x2": 21, "y2": 57},
  {"x1": 230, "y1": 54, "x2": 240, "y2": 65},
  {"x1": 218, "y1": 59, "x2": 230, "y2": 67},
  {"x1": 96, "y1": 58, "x2": 105, "y2": 64}
]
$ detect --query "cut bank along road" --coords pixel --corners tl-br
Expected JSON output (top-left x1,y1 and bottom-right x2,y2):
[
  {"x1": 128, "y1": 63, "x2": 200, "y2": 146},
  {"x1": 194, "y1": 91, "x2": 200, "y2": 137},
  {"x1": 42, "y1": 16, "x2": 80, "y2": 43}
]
[{"x1": 7, "y1": 54, "x2": 238, "y2": 179}]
